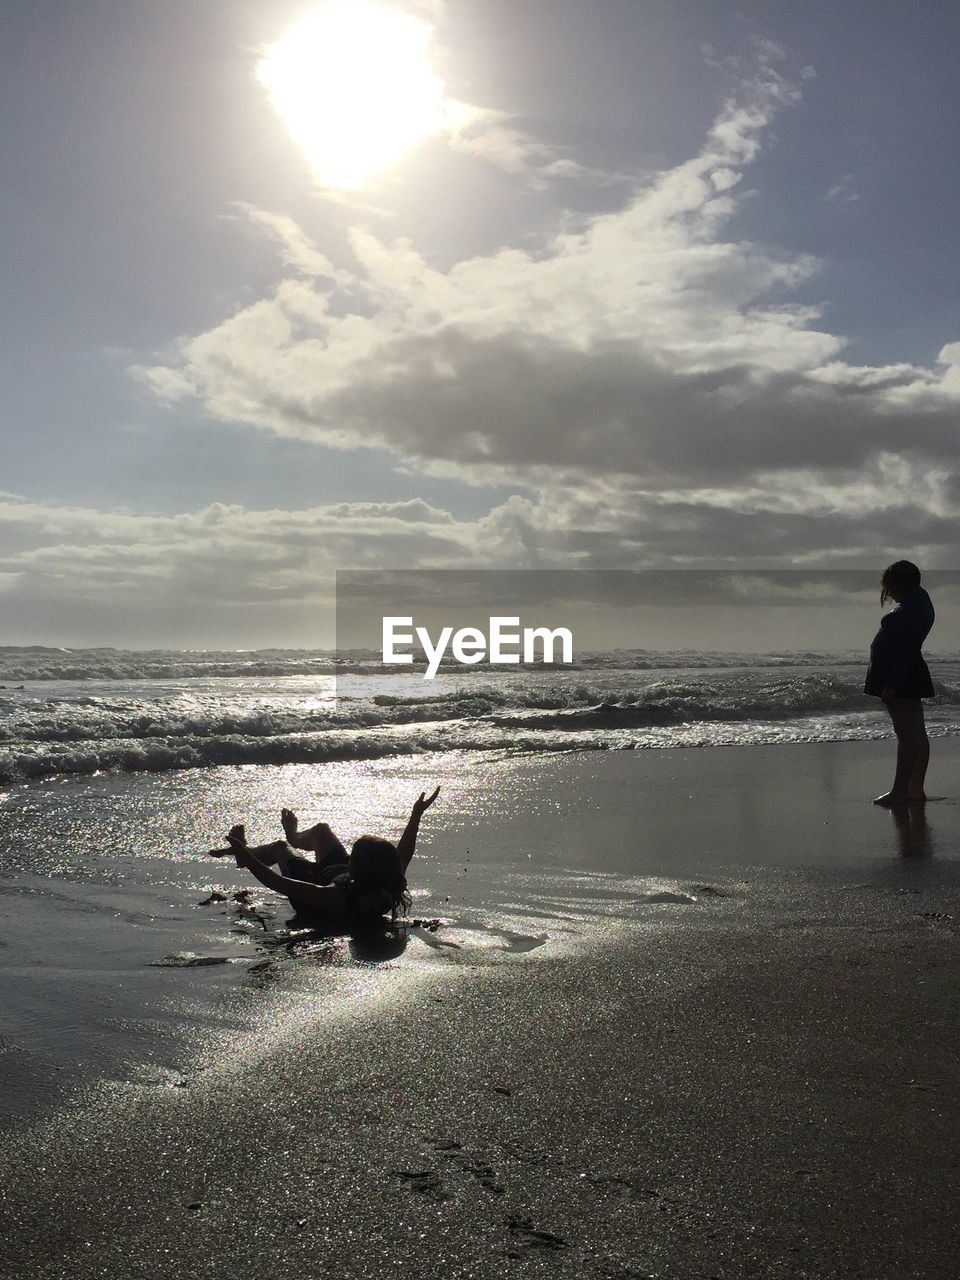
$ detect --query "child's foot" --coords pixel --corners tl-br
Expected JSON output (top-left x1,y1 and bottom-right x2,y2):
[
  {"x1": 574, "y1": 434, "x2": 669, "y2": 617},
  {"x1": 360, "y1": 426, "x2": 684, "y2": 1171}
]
[
  {"x1": 872, "y1": 791, "x2": 910, "y2": 806},
  {"x1": 208, "y1": 824, "x2": 247, "y2": 857},
  {"x1": 282, "y1": 808, "x2": 334, "y2": 854}
]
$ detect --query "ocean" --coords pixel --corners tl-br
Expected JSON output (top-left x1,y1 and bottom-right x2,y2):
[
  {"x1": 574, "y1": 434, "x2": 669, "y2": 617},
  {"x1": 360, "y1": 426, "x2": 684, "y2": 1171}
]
[{"x1": 3, "y1": 645, "x2": 960, "y2": 783}]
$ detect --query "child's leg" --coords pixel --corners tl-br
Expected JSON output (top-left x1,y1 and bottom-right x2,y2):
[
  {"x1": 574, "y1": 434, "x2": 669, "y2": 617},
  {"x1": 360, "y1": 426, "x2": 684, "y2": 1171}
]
[
  {"x1": 281, "y1": 809, "x2": 348, "y2": 862},
  {"x1": 907, "y1": 701, "x2": 930, "y2": 800},
  {"x1": 209, "y1": 827, "x2": 291, "y2": 864},
  {"x1": 276, "y1": 847, "x2": 348, "y2": 884},
  {"x1": 274, "y1": 847, "x2": 318, "y2": 879},
  {"x1": 876, "y1": 698, "x2": 926, "y2": 803}
]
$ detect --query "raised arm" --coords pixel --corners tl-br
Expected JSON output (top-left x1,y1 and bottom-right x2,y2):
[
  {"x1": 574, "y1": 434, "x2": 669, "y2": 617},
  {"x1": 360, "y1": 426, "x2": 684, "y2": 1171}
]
[{"x1": 396, "y1": 787, "x2": 440, "y2": 871}]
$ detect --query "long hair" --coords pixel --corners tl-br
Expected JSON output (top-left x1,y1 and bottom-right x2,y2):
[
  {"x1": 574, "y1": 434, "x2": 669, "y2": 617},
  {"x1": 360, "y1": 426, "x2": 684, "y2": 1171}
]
[
  {"x1": 349, "y1": 836, "x2": 411, "y2": 919},
  {"x1": 880, "y1": 559, "x2": 921, "y2": 606}
]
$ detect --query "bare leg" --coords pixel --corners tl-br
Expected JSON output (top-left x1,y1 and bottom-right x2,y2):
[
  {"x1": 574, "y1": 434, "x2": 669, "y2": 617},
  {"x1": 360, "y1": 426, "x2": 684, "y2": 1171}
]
[
  {"x1": 907, "y1": 702, "x2": 929, "y2": 800},
  {"x1": 280, "y1": 809, "x2": 348, "y2": 862},
  {"x1": 209, "y1": 826, "x2": 290, "y2": 863},
  {"x1": 280, "y1": 808, "x2": 302, "y2": 845},
  {"x1": 874, "y1": 698, "x2": 926, "y2": 805}
]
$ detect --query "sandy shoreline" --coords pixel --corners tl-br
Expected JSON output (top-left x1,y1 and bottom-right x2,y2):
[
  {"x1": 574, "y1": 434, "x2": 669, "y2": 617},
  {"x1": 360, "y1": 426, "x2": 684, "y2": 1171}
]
[
  {"x1": 4, "y1": 908, "x2": 960, "y2": 1278},
  {"x1": 2, "y1": 738, "x2": 960, "y2": 1277}
]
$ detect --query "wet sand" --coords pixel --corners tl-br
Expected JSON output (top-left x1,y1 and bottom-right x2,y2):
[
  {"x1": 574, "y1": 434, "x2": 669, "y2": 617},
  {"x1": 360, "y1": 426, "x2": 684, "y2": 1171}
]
[{"x1": 2, "y1": 738, "x2": 960, "y2": 1278}]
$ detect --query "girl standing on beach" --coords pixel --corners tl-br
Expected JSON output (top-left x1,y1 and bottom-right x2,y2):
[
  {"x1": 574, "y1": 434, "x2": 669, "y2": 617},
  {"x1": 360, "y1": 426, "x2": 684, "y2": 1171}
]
[{"x1": 864, "y1": 562, "x2": 935, "y2": 806}]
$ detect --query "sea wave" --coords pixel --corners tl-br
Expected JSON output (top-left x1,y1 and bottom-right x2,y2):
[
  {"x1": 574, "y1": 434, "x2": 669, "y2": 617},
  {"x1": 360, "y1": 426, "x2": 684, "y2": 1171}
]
[
  {"x1": 5, "y1": 673, "x2": 954, "y2": 748},
  {"x1": 378, "y1": 674, "x2": 960, "y2": 725},
  {"x1": 0, "y1": 726, "x2": 579, "y2": 782},
  {"x1": 2, "y1": 654, "x2": 958, "y2": 784},
  {"x1": 0, "y1": 697, "x2": 490, "y2": 745},
  {"x1": 0, "y1": 645, "x2": 885, "y2": 683},
  {"x1": 0, "y1": 649, "x2": 340, "y2": 683}
]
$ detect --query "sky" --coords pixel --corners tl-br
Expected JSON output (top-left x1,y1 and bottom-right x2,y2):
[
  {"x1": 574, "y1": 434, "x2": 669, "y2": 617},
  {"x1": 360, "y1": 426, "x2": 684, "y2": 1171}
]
[{"x1": 1, "y1": 0, "x2": 959, "y2": 648}]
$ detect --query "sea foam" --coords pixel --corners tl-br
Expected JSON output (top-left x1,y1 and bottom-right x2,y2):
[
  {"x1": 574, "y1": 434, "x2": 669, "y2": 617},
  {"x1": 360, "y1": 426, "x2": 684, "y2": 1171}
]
[{"x1": 1, "y1": 648, "x2": 958, "y2": 783}]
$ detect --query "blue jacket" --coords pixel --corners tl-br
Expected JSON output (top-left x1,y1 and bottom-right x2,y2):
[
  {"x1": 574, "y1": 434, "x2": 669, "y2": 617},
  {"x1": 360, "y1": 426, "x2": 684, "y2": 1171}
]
[{"x1": 865, "y1": 587, "x2": 935, "y2": 696}]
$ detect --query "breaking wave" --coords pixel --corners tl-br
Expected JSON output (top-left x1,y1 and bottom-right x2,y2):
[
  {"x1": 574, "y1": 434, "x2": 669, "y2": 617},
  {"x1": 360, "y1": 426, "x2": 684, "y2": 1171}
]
[
  {"x1": 1, "y1": 651, "x2": 959, "y2": 784},
  {"x1": 0, "y1": 644, "x2": 877, "y2": 683}
]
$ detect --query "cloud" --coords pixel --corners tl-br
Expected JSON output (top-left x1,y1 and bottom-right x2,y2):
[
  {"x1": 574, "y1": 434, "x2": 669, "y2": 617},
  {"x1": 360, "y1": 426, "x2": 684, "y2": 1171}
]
[
  {"x1": 132, "y1": 62, "x2": 960, "y2": 582},
  {"x1": 0, "y1": 495, "x2": 506, "y2": 645},
  {"x1": 441, "y1": 99, "x2": 592, "y2": 187},
  {"x1": 6, "y1": 454, "x2": 960, "y2": 645},
  {"x1": 824, "y1": 174, "x2": 860, "y2": 204},
  {"x1": 226, "y1": 204, "x2": 348, "y2": 280},
  {"x1": 3, "y1": 463, "x2": 960, "y2": 639},
  {"x1": 0, "y1": 496, "x2": 477, "y2": 591}
]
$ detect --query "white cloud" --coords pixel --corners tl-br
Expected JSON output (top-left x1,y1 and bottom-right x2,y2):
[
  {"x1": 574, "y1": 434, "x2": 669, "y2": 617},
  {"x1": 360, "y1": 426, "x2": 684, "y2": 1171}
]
[
  {"x1": 824, "y1": 174, "x2": 860, "y2": 204},
  {"x1": 227, "y1": 204, "x2": 348, "y2": 280},
  {"x1": 129, "y1": 62, "x2": 960, "y2": 586},
  {"x1": 0, "y1": 495, "x2": 505, "y2": 645},
  {"x1": 441, "y1": 99, "x2": 591, "y2": 187},
  {"x1": 5, "y1": 454, "x2": 960, "y2": 644}
]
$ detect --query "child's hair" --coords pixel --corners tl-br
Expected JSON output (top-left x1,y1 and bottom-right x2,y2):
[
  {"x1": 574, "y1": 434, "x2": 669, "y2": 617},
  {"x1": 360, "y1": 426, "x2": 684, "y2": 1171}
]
[
  {"x1": 349, "y1": 835, "x2": 411, "y2": 919},
  {"x1": 880, "y1": 560, "x2": 921, "y2": 606}
]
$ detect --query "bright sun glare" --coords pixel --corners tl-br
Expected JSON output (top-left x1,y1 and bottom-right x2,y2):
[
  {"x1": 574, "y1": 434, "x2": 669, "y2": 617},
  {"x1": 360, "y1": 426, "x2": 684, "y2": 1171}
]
[{"x1": 257, "y1": 2, "x2": 446, "y2": 189}]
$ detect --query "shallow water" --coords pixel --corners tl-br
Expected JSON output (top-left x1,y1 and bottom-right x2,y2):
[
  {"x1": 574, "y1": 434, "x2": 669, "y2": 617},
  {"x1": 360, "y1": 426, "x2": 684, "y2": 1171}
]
[{"x1": 3, "y1": 735, "x2": 960, "y2": 1124}]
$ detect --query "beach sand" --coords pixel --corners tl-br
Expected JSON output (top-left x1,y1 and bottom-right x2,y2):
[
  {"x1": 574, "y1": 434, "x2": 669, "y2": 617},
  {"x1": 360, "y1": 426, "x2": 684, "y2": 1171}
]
[{"x1": 2, "y1": 738, "x2": 960, "y2": 1278}]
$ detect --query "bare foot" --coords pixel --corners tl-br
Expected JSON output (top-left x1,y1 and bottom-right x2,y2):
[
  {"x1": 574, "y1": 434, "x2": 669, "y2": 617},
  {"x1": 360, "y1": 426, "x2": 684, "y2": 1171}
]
[
  {"x1": 282, "y1": 811, "x2": 337, "y2": 855},
  {"x1": 208, "y1": 824, "x2": 247, "y2": 857},
  {"x1": 873, "y1": 792, "x2": 910, "y2": 807}
]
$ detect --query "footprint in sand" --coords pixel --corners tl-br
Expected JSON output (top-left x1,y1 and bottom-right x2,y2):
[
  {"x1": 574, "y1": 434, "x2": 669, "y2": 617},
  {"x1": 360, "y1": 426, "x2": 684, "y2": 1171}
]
[
  {"x1": 505, "y1": 1215, "x2": 568, "y2": 1252},
  {"x1": 391, "y1": 1169, "x2": 450, "y2": 1203},
  {"x1": 423, "y1": 1138, "x2": 504, "y2": 1192},
  {"x1": 425, "y1": 1137, "x2": 463, "y2": 1155},
  {"x1": 586, "y1": 1174, "x2": 636, "y2": 1199},
  {"x1": 501, "y1": 1143, "x2": 549, "y2": 1167},
  {"x1": 464, "y1": 1161, "x2": 504, "y2": 1194}
]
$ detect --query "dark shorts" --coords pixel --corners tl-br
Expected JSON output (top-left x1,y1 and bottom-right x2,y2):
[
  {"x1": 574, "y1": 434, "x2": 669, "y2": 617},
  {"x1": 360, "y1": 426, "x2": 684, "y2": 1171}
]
[
  {"x1": 279, "y1": 851, "x2": 350, "y2": 885},
  {"x1": 864, "y1": 658, "x2": 935, "y2": 699}
]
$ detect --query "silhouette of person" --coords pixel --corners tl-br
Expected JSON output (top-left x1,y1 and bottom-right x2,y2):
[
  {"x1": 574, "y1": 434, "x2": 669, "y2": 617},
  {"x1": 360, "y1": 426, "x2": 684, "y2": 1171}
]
[
  {"x1": 209, "y1": 788, "x2": 441, "y2": 929},
  {"x1": 864, "y1": 561, "x2": 934, "y2": 805}
]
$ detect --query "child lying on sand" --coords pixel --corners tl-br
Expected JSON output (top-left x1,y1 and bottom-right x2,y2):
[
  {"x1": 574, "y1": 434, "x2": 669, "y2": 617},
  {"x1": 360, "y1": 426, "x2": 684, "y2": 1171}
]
[{"x1": 209, "y1": 787, "x2": 440, "y2": 929}]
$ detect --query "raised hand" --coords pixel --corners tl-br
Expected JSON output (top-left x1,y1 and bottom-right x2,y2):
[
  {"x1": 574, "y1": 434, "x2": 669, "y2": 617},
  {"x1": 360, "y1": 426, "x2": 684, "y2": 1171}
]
[{"x1": 414, "y1": 786, "x2": 441, "y2": 813}]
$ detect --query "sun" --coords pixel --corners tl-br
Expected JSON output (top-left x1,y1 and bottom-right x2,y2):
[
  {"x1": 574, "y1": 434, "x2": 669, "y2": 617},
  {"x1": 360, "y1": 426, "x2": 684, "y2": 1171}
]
[{"x1": 257, "y1": 3, "x2": 447, "y2": 189}]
